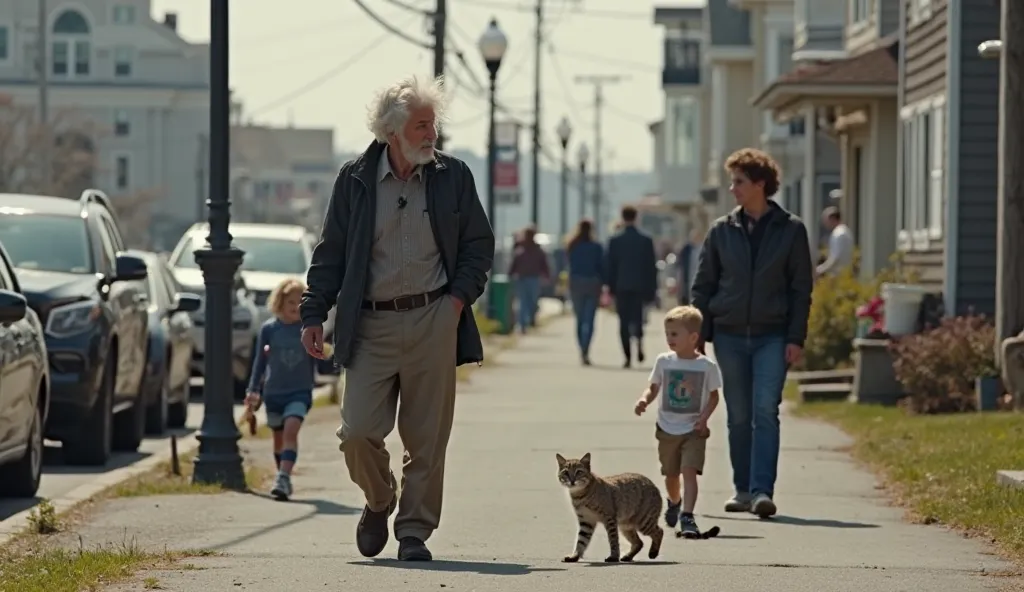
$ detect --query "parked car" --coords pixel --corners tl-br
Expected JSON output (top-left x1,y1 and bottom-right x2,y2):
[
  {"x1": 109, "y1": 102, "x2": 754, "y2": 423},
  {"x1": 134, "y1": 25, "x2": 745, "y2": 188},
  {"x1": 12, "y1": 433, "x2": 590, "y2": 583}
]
[
  {"x1": 129, "y1": 251, "x2": 201, "y2": 434},
  {"x1": 166, "y1": 232, "x2": 259, "y2": 396},
  {"x1": 0, "y1": 190, "x2": 150, "y2": 466},
  {"x1": 169, "y1": 223, "x2": 338, "y2": 378},
  {"x1": 0, "y1": 242, "x2": 50, "y2": 497}
]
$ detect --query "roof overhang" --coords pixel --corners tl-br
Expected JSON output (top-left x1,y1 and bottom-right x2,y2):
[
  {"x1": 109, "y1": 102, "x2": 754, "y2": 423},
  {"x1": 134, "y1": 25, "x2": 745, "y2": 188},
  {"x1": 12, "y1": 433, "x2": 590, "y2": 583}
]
[{"x1": 754, "y1": 83, "x2": 896, "y2": 122}]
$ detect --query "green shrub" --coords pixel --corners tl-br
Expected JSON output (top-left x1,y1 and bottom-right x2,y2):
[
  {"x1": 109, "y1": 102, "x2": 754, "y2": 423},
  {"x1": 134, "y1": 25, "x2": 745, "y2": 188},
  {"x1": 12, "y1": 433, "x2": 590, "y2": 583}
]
[{"x1": 890, "y1": 314, "x2": 997, "y2": 414}]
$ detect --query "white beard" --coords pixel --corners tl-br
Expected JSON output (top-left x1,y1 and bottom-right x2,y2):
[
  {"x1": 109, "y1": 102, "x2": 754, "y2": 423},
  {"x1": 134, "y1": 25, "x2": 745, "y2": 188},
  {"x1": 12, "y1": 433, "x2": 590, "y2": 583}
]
[{"x1": 397, "y1": 134, "x2": 435, "y2": 166}]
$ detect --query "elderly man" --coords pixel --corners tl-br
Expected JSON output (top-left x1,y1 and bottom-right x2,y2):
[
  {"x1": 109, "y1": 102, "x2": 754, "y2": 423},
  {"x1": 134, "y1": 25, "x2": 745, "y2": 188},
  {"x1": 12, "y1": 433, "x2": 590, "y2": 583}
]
[{"x1": 299, "y1": 75, "x2": 494, "y2": 562}]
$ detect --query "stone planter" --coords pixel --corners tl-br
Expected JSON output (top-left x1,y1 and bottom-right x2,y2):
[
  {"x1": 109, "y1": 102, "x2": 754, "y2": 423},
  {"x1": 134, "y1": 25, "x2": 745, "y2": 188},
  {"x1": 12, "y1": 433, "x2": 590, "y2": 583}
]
[
  {"x1": 975, "y1": 375, "x2": 1003, "y2": 411},
  {"x1": 851, "y1": 338, "x2": 906, "y2": 406}
]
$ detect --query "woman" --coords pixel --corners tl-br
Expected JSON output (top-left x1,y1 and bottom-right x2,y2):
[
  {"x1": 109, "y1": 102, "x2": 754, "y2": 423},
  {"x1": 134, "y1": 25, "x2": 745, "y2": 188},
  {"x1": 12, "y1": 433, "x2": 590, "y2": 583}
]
[
  {"x1": 508, "y1": 225, "x2": 550, "y2": 333},
  {"x1": 565, "y1": 219, "x2": 604, "y2": 365},
  {"x1": 690, "y1": 148, "x2": 813, "y2": 519}
]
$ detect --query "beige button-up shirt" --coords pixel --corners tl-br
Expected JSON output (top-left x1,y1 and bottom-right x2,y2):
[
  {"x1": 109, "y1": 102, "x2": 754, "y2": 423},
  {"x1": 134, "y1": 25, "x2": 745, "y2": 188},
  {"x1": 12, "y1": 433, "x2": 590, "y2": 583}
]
[{"x1": 364, "y1": 146, "x2": 448, "y2": 301}]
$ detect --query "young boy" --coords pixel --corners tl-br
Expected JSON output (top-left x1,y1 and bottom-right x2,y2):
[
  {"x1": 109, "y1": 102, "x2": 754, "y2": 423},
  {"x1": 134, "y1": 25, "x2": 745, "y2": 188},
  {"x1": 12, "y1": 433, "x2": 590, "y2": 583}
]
[
  {"x1": 245, "y1": 278, "x2": 317, "y2": 501},
  {"x1": 634, "y1": 305, "x2": 722, "y2": 538}
]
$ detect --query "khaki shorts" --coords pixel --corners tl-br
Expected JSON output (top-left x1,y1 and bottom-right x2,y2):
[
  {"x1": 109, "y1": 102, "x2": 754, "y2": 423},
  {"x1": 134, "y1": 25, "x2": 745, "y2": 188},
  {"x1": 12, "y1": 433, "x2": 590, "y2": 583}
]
[{"x1": 655, "y1": 425, "x2": 708, "y2": 476}]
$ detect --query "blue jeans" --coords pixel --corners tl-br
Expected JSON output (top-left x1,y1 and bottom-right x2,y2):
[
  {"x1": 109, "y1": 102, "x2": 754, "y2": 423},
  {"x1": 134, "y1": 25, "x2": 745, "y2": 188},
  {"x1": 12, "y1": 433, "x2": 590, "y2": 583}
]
[
  {"x1": 570, "y1": 291, "x2": 599, "y2": 355},
  {"x1": 712, "y1": 332, "x2": 788, "y2": 498},
  {"x1": 516, "y1": 276, "x2": 541, "y2": 331}
]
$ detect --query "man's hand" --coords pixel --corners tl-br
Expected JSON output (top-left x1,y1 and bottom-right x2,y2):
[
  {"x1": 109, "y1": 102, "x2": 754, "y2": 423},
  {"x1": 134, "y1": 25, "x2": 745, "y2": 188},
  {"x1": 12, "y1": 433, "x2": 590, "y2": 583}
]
[
  {"x1": 450, "y1": 295, "x2": 464, "y2": 317},
  {"x1": 785, "y1": 344, "x2": 803, "y2": 365},
  {"x1": 301, "y1": 324, "x2": 327, "y2": 359},
  {"x1": 634, "y1": 398, "x2": 649, "y2": 416}
]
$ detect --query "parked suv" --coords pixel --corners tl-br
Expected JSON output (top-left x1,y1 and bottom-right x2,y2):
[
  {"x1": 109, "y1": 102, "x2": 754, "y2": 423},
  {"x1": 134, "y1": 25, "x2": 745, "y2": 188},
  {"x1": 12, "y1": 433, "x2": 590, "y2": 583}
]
[
  {"x1": 0, "y1": 190, "x2": 150, "y2": 466},
  {"x1": 0, "y1": 241, "x2": 50, "y2": 497}
]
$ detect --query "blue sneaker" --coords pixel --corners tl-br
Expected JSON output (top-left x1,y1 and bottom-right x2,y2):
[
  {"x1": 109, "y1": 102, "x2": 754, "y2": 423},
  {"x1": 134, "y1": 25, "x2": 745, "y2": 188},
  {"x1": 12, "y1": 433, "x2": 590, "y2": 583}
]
[
  {"x1": 664, "y1": 498, "x2": 681, "y2": 528},
  {"x1": 271, "y1": 472, "x2": 292, "y2": 501}
]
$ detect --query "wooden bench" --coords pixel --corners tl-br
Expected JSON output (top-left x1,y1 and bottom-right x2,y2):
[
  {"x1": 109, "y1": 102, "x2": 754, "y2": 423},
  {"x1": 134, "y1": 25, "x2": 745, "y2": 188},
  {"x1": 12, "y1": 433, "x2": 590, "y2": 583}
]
[{"x1": 798, "y1": 382, "x2": 853, "y2": 403}]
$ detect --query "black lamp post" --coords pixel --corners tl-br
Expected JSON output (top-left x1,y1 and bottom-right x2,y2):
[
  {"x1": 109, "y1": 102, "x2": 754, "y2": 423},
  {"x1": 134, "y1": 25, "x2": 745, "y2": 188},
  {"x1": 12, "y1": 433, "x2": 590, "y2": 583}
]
[
  {"x1": 557, "y1": 116, "x2": 572, "y2": 241},
  {"x1": 192, "y1": 0, "x2": 246, "y2": 490},
  {"x1": 479, "y1": 18, "x2": 507, "y2": 318},
  {"x1": 577, "y1": 143, "x2": 589, "y2": 223}
]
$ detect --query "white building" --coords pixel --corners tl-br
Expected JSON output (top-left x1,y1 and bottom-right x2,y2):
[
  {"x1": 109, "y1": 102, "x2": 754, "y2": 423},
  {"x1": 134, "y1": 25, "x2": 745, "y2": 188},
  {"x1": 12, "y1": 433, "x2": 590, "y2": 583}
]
[{"x1": 0, "y1": 1, "x2": 209, "y2": 248}]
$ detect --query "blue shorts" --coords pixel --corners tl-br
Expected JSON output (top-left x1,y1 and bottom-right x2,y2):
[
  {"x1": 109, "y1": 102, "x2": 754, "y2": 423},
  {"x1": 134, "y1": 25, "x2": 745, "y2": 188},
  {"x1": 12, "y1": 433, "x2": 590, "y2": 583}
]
[{"x1": 264, "y1": 390, "x2": 312, "y2": 430}]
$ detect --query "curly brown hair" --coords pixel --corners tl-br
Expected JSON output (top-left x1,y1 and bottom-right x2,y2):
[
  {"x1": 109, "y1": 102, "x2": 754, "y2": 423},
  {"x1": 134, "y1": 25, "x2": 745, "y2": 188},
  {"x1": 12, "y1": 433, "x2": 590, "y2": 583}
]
[{"x1": 724, "y1": 148, "x2": 781, "y2": 197}]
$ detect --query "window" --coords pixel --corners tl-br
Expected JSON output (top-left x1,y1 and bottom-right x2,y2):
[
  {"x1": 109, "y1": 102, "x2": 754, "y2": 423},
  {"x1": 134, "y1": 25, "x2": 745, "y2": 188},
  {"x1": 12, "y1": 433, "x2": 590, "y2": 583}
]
[
  {"x1": 666, "y1": 95, "x2": 697, "y2": 167},
  {"x1": 851, "y1": 0, "x2": 872, "y2": 23},
  {"x1": 112, "y1": 5, "x2": 136, "y2": 24},
  {"x1": 52, "y1": 10, "x2": 90, "y2": 78},
  {"x1": 114, "y1": 110, "x2": 130, "y2": 136},
  {"x1": 0, "y1": 26, "x2": 9, "y2": 62},
  {"x1": 115, "y1": 155, "x2": 130, "y2": 190},
  {"x1": 114, "y1": 46, "x2": 132, "y2": 77},
  {"x1": 900, "y1": 98, "x2": 945, "y2": 246},
  {"x1": 0, "y1": 214, "x2": 93, "y2": 274},
  {"x1": 910, "y1": 0, "x2": 933, "y2": 24},
  {"x1": 174, "y1": 236, "x2": 308, "y2": 275}
]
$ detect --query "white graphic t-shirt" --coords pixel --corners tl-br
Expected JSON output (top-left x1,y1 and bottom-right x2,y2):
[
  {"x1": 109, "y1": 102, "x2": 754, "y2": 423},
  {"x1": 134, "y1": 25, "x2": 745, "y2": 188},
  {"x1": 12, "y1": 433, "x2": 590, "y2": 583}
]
[{"x1": 648, "y1": 352, "x2": 723, "y2": 436}]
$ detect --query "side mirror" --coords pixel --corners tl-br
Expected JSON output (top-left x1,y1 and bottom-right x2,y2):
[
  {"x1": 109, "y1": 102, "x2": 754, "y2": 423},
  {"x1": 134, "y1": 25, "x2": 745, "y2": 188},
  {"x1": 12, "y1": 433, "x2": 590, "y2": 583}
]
[
  {"x1": 0, "y1": 289, "x2": 27, "y2": 324},
  {"x1": 113, "y1": 253, "x2": 149, "y2": 283},
  {"x1": 172, "y1": 292, "x2": 202, "y2": 314}
]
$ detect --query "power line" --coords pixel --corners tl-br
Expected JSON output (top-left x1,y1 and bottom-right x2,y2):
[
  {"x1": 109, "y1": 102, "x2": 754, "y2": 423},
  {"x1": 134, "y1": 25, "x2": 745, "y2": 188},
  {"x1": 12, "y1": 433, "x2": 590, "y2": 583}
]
[
  {"x1": 454, "y1": 0, "x2": 648, "y2": 20},
  {"x1": 546, "y1": 41, "x2": 584, "y2": 130},
  {"x1": 382, "y1": 0, "x2": 434, "y2": 16},
  {"x1": 248, "y1": 26, "x2": 402, "y2": 117},
  {"x1": 352, "y1": 0, "x2": 434, "y2": 49},
  {"x1": 556, "y1": 49, "x2": 661, "y2": 73}
]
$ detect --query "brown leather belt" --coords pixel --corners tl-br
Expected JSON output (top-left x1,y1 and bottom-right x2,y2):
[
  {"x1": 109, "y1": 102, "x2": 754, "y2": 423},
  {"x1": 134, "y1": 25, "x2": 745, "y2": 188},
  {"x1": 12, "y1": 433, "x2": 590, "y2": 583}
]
[{"x1": 362, "y1": 287, "x2": 446, "y2": 312}]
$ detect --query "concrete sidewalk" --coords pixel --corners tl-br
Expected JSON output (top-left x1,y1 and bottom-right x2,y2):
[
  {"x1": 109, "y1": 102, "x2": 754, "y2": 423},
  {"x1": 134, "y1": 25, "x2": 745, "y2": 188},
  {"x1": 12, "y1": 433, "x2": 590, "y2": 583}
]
[{"x1": 63, "y1": 311, "x2": 1019, "y2": 591}]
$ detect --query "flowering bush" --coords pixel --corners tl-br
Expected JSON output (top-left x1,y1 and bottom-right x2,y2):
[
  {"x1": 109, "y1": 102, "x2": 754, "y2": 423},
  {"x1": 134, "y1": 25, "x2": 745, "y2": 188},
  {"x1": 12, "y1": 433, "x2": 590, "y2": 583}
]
[{"x1": 889, "y1": 314, "x2": 997, "y2": 414}]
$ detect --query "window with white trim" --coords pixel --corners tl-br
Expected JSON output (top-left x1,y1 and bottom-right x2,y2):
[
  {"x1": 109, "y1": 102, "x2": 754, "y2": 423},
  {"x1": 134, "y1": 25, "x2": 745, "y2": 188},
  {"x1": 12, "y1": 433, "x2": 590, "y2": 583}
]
[
  {"x1": 851, "y1": 0, "x2": 871, "y2": 23},
  {"x1": 909, "y1": 0, "x2": 933, "y2": 25},
  {"x1": 112, "y1": 5, "x2": 136, "y2": 25},
  {"x1": 0, "y1": 25, "x2": 9, "y2": 62},
  {"x1": 114, "y1": 109, "x2": 130, "y2": 136},
  {"x1": 900, "y1": 100, "x2": 945, "y2": 247},
  {"x1": 51, "y1": 10, "x2": 90, "y2": 78},
  {"x1": 115, "y1": 155, "x2": 130, "y2": 190},
  {"x1": 113, "y1": 46, "x2": 132, "y2": 77}
]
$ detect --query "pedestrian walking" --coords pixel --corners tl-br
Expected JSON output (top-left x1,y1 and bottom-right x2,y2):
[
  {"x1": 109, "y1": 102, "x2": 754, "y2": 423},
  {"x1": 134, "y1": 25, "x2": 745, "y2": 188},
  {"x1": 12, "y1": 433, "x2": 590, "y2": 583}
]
[
  {"x1": 606, "y1": 205, "x2": 658, "y2": 368},
  {"x1": 690, "y1": 147, "x2": 813, "y2": 519},
  {"x1": 565, "y1": 218, "x2": 604, "y2": 365},
  {"x1": 677, "y1": 228, "x2": 703, "y2": 305},
  {"x1": 815, "y1": 206, "x2": 855, "y2": 278},
  {"x1": 508, "y1": 225, "x2": 550, "y2": 333},
  {"x1": 245, "y1": 278, "x2": 317, "y2": 502},
  {"x1": 298, "y1": 75, "x2": 495, "y2": 562}
]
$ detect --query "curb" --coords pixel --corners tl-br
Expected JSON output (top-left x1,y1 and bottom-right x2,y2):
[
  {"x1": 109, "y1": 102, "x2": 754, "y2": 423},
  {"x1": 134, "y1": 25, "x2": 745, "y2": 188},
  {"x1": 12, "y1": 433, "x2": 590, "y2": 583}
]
[{"x1": 0, "y1": 380, "x2": 340, "y2": 547}]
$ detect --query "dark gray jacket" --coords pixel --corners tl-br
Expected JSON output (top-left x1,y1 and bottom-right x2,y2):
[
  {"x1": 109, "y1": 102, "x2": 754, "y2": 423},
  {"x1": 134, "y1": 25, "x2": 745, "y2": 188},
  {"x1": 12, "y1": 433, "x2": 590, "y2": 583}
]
[
  {"x1": 690, "y1": 202, "x2": 813, "y2": 347},
  {"x1": 299, "y1": 141, "x2": 495, "y2": 367},
  {"x1": 606, "y1": 226, "x2": 658, "y2": 300}
]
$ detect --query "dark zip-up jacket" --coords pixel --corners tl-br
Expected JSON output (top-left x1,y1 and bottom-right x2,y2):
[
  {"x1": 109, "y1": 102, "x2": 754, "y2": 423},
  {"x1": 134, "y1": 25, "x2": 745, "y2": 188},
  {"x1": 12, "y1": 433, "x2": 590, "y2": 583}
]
[
  {"x1": 690, "y1": 201, "x2": 813, "y2": 347},
  {"x1": 299, "y1": 140, "x2": 495, "y2": 367}
]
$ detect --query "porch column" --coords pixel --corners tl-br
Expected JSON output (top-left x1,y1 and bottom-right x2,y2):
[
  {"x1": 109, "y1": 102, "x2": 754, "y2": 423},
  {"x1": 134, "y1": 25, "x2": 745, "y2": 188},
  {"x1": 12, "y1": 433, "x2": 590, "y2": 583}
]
[
  {"x1": 801, "y1": 106, "x2": 819, "y2": 253},
  {"x1": 866, "y1": 99, "x2": 899, "y2": 276}
]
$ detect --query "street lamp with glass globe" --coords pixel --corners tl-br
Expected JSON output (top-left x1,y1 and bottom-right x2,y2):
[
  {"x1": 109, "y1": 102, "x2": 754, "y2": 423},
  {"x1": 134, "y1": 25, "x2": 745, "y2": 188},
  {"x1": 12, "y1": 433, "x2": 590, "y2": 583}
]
[
  {"x1": 479, "y1": 18, "x2": 507, "y2": 319},
  {"x1": 556, "y1": 117, "x2": 572, "y2": 239},
  {"x1": 577, "y1": 142, "x2": 590, "y2": 223}
]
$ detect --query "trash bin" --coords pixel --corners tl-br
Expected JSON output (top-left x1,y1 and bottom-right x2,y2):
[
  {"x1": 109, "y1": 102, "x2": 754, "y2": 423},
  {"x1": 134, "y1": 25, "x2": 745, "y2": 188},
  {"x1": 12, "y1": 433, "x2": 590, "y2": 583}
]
[
  {"x1": 881, "y1": 283, "x2": 930, "y2": 336},
  {"x1": 488, "y1": 274, "x2": 515, "y2": 335}
]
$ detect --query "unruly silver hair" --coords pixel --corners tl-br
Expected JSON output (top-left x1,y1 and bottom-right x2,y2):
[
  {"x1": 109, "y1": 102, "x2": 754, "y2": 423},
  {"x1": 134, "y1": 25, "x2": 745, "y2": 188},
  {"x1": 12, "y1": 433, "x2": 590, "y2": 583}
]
[{"x1": 366, "y1": 75, "x2": 448, "y2": 143}]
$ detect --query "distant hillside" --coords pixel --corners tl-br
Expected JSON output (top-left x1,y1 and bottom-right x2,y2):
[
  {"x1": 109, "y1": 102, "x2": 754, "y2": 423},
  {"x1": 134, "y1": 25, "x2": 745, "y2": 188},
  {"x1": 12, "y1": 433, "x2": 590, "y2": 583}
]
[{"x1": 335, "y1": 149, "x2": 654, "y2": 239}]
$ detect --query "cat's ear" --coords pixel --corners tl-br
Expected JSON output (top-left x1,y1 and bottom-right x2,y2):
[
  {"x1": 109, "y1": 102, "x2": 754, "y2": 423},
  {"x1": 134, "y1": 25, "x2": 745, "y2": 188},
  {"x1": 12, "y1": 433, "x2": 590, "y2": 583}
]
[
  {"x1": 580, "y1": 452, "x2": 591, "y2": 467},
  {"x1": 555, "y1": 453, "x2": 567, "y2": 467}
]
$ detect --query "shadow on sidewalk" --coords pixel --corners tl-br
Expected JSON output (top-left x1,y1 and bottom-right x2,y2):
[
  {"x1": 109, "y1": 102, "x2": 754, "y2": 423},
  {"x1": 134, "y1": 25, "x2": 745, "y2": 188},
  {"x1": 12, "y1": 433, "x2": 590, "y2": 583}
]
[
  {"x1": 352, "y1": 559, "x2": 564, "y2": 575},
  {"x1": 706, "y1": 514, "x2": 879, "y2": 529},
  {"x1": 584, "y1": 560, "x2": 680, "y2": 567}
]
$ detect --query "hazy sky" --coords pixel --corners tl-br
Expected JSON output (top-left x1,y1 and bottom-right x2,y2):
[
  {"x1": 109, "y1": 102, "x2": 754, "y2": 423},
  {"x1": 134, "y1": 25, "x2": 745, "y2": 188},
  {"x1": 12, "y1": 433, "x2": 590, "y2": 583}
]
[{"x1": 150, "y1": 0, "x2": 699, "y2": 173}]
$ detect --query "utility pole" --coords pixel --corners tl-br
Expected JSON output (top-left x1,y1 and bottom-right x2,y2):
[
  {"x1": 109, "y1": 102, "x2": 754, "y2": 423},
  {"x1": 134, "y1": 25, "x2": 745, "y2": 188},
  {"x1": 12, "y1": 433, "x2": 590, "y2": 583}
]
[
  {"x1": 37, "y1": 0, "x2": 50, "y2": 191},
  {"x1": 433, "y1": 0, "x2": 447, "y2": 150},
  {"x1": 575, "y1": 75, "x2": 624, "y2": 240},
  {"x1": 530, "y1": 0, "x2": 543, "y2": 226}
]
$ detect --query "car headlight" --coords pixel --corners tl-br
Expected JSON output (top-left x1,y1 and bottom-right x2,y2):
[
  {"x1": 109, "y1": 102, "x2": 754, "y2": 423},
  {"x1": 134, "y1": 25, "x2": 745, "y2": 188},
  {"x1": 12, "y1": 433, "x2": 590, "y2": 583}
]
[{"x1": 46, "y1": 300, "x2": 101, "y2": 338}]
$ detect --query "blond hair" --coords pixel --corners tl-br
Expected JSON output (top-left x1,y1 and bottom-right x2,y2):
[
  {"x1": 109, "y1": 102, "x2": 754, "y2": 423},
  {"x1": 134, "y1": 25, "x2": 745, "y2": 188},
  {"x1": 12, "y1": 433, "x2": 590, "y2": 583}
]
[
  {"x1": 267, "y1": 278, "x2": 306, "y2": 318},
  {"x1": 664, "y1": 305, "x2": 703, "y2": 334}
]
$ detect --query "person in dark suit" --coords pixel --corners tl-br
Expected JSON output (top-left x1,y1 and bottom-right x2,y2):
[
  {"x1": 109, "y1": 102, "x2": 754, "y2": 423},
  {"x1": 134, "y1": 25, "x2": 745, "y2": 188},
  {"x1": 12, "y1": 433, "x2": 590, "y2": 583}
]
[{"x1": 606, "y1": 205, "x2": 658, "y2": 368}]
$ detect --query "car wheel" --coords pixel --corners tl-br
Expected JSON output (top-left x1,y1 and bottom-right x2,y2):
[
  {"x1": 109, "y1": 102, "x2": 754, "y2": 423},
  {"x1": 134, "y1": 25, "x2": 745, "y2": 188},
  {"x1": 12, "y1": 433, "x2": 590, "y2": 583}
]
[
  {"x1": 64, "y1": 355, "x2": 114, "y2": 466},
  {"x1": 0, "y1": 401, "x2": 44, "y2": 497},
  {"x1": 112, "y1": 371, "x2": 147, "y2": 452},
  {"x1": 144, "y1": 368, "x2": 170, "y2": 435}
]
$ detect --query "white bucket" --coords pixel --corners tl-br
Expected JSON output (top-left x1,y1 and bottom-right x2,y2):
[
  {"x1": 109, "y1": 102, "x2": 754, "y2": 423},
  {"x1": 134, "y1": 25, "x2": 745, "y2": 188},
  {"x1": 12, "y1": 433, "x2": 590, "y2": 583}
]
[{"x1": 881, "y1": 283, "x2": 931, "y2": 336}]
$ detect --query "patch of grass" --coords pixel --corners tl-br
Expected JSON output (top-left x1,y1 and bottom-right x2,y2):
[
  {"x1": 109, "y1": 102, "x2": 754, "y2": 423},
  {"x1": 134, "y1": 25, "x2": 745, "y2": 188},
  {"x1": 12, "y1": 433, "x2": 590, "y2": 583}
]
[
  {"x1": 791, "y1": 387, "x2": 1024, "y2": 562},
  {"x1": 26, "y1": 499, "x2": 59, "y2": 535},
  {"x1": 107, "y1": 452, "x2": 274, "y2": 498},
  {"x1": 0, "y1": 540, "x2": 212, "y2": 592}
]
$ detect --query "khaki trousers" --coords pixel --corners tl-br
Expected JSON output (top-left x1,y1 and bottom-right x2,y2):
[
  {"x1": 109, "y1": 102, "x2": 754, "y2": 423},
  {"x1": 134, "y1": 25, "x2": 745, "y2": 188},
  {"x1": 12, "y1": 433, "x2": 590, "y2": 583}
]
[{"x1": 337, "y1": 296, "x2": 458, "y2": 542}]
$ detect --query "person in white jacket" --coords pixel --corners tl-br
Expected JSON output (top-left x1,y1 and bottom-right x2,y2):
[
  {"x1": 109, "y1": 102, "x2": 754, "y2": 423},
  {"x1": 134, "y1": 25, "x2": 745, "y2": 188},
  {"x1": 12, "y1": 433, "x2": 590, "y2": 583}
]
[{"x1": 816, "y1": 206, "x2": 854, "y2": 278}]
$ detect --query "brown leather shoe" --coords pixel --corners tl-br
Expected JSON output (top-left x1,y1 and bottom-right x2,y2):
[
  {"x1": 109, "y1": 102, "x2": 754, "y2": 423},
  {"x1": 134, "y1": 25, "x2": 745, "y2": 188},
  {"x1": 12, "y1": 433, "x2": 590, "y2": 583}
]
[
  {"x1": 397, "y1": 537, "x2": 433, "y2": 561},
  {"x1": 355, "y1": 471, "x2": 398, "y2": 558}
]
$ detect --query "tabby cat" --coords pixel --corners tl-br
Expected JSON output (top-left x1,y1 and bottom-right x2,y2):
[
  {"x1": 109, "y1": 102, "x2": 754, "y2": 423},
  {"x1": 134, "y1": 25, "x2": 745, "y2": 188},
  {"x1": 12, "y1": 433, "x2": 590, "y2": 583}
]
[{"x1": 556, "y1": 452, "x2": 664, "y2": 563}]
